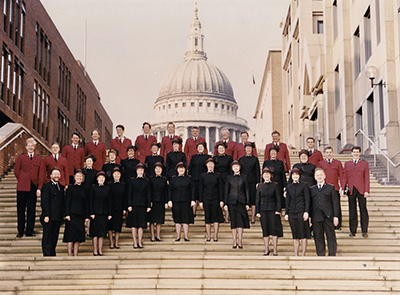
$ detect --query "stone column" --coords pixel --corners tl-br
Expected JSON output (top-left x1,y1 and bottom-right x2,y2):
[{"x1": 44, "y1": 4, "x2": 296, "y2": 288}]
[
  {"x1": 232, "y1": 129, "x2": 236, "y2": 142},
  {"x1": 205, "y1": 126, "x2": 210, "y2": 147},
  {"x1": 215, "y1": 126, "x2": 219, "y2": 143}
]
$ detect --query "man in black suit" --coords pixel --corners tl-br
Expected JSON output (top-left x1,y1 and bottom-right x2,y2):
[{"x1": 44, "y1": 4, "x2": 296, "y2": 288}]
[
  {"x1": 40, "y1": 167, "x2": 65, "y2": 256},
  {"x1": 310, "y1": 168, "x2": 340, "y2": 256}
]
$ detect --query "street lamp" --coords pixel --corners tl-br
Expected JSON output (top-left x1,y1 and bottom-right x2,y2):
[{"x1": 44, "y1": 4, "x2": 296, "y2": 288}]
[{"x1": 366, "y1": 66, "x2": 386, "y2": 88}]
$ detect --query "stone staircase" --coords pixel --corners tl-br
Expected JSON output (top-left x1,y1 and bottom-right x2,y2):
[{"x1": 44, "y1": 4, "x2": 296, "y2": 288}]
[
  {"x1": 0, "y1": 154, "x2": 399, "y2": 294},
  {"x1": 361, "y1": 155, "x2": 400, "y2": 185}
]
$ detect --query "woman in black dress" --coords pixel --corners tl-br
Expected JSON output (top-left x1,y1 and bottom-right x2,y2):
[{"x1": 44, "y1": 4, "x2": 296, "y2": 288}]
[
  {"x1": 224, "y1": 160, "x2": 249, "y2": 249},
  {"x1": 121, "y1": 145, "x2": 140, "y2": 182},
  {"x1": 145, "y1": 143, "x2": 164, "y2": 178},
  {"x1": 289, "y1": 149, "x2": 316, "y2": 188},
  {"x1": 63, "y1": 169, "x2": 89, "y2": 256},
  {"x1": 199, "y1": 158, "x2": 224, "y2": 242},
  {"x1": 107, "y1": 167, "x2": 126, "y2": 249},
  {"x1": 239, "y1": 142, "x2": 260, "y2": 224},
  {"x1": 168, "y1": 162, "x2": 195, "y2": 241},
  {"x1": 148, "y1": 162, "x2": 168, "y2": 242},
  {"x1": 89, "y1": 171, "x2": 112, "y2": 256},
  {"x1": 263, "y1": 146, "x2": 287, "y2": 210},
  {"x1": 166, "y1": 139, "x2": 186, "y2": 180},
  {"x1": 126, "y1": 163, "x2": 151, "y2": 249},
  {"x1": 214, "y1": 142, "x2": 233, "y2": 223},
  {"x1": 102, "y1": 149, "x2": 121, "y2": 183},
  {"x1": 188, "y1": 142, "x2": 211, "y2": 216},
  {"x1": 284, "y1": 168, "x2": 311, "y2": 256},
  {"x1": 256, "y1": 167, "x2": 283, "y2": 256},
  {"x1": 82, "y1": 155, "x2": 98, "y2": 236}
]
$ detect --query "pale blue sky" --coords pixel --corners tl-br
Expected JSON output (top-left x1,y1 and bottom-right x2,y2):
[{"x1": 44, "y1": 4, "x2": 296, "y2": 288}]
[{"x1": 40, "y1": 0, "x2": 289, "y2": 139}]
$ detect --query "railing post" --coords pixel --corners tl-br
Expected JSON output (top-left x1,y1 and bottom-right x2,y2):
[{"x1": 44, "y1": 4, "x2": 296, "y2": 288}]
[{"x1": 387, "y1": 160, "x2": 390, "y2": 183}]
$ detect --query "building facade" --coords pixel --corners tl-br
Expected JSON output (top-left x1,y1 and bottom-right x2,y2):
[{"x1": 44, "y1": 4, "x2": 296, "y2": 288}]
[
  {"x1": 150, "y1": 4, "x2": 248, "y2": 153},
  {"x1": 0, "y1": 0, "x2": 113, "y2": 148}
]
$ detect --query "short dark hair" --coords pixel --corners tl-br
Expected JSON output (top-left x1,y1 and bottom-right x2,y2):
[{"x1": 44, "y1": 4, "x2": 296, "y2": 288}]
[
  {"x1": 51, "y1": 142, "x2": 60, "y2": 148},
  {"x1": 50, "y1": 167, "x2": 61, "y2": 174},
  {"x1": 306, "y1": 137, "x2": 315, "y2": 142},
  {"x1": 271, "y1": 131, "x2": 280, "y2": 136},
  {"x1": 116, "y1": 124, "x2": 125, "y2": 131},
  {"x1": 324, "y1": 146, "x2": 333, "y2": 152},
  {"x1": 167, "y1": 122, "x2": 175, "y2": 128},
  {"x1": 91, "y1": 128, "x2": 100, "y2": 136},
  {"x1": 71, "y1": 132, "x2": 80, "y2": 138},
  {"x1": 241, "y1": 131, "x2": 249, "y2": 137},
  {"x1": 352, "y1": 146, "x2": 362, "y2": 152},
  {"x1": 191, "y1": 126, "x2": 199, "y2": 130},
  {"x1": 314, "y1": 167, "x2": 326, "y2": 175},
  {"x1": 142, "y1": 122, "x2": 151, "y2": 129}
]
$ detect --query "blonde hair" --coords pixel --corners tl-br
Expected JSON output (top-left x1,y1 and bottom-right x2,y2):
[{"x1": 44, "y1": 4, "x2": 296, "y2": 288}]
[{"x1": 26, "y1": 138, "x2": 37, "y2": 146}]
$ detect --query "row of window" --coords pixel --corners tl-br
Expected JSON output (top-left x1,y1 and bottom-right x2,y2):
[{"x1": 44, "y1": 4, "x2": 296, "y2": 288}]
[
  {"x1": 76, "y1": 84, "x2": 86, "y2": 130},
  {"x1": 159, "y1": 101, "x2": 235, "y2": 111},
  {"x1": 33, "y1": 80, "x2": 49, "y2": 140},
  {"x1": 0, "y1": 45, "x2": 23, "y2": 116},
  {"x1": 58, "y1": 57, "x2": 71, "y2": 110},
  {"x1": 35, "y1": 22, "x2": 51, "y2": 86},
  {"x1": 3, "y1": 0, "x2": 25, "y2": 52},
  {"x1": 57, "y1": 108, "x2": 69, "y2": 148},
  {"x1": 94, "y1": 110, "x2": 102, "y2": 133}
]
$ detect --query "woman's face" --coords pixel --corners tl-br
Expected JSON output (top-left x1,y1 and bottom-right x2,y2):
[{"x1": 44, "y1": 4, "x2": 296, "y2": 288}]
[
  {"x1": 291, "y1": 173, "x2": 300, "y2": 182},
  {"x1": 155, "y1": 166, "x2": 162, "y2": 176},
  {"x1": 263, "y1": 172, "x2": 271, "y2": 182},
  {"x1": 173, "y1": 143, "x2": 179, "y2": 151},
  {"x1": 74, "y1": 173, "x2": 84, "y2": 184},
  {"x1": 177, "y1": 167, "x2": 186, "y2": 175},
  {"x1": 109, "y1": 153, "x2": 116, "y2": 162},
  {"x1": 218, "y1": 145, "x2": 225, "y2": 155},
  {"x1": 137, "y1": 168, "x2": 145, "y2": 177},
  {"x1": 197, "y1": 144, "x2": 205, "y2": 154},
  {"x1": 300, "y1": 154, "x2": 308, "y2": 163},
  {"x1": 151, "y1": 145, "x2": 159, "y2": 154},
  {"x1": 245, "y1": 146, "x2": 252, "y2": 155},
  {"x1": 206, "y1": 162, "x2": 214, "y2": 172},
  {"x1": 97, "y1": 175, "x2": 106, "y2": 185},
  {"x1": 113, "y1": 172, "x2": 121, "y2": 182},
  {"x1": 85, "y1": 158, "x2": 93, "y2": 168},
  {"x1": 270, "y1": 150, "x2": 277, "y2": 159},
  {"x1": 232, "y1": 164, "x2": 240, "y2": 174},
  {"x1": 127, "y1": 149, "x2": 135, "y2": 158}
]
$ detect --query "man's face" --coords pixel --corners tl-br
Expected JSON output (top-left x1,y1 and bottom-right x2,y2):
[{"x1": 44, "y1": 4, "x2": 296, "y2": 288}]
[
  {"x1": 116, "y1": 127, "x2": 124, "y2": 137},
  {"x1": 315, "y1": 170, "x2": 326, "y2": 184},
  {"x1": 307, "y1": 139, "x2": 315, "y2": 149},
  {"x1": 241, "y1": 133, "x2": 249, "y2": 143},
  {"x1": 191, "y1": 128, "x2": 199, "y2": 137},
  {"x1": 352, "y1": 149, "x2": 361, "y2": 160},
  {"x1": 272, "y1": 133, "x2": 280, "y2": 142},
  {"x1": 221, "y1": 130, "x2": 229, "y2": 140},
  {"x1": 26, "y1": 143, "x2": 35, "y2": 154},
  {"x1": 92, "y1": 131, "x2": 99, "y2": 141},
  {"x1": 325, "y1": 149, "x2": 333, "y2": 160},
  {"x1": 71, "y1": 134, "x2": 80, "y2": 145},
  {"x1": 143, "y1": 124, "x2": 151, "y2": 134},
  {"x1": 167, "y1": 124, "x2": 175, "y2": 134},
  {"x1": 51, "y1": 144, "x2": 60, "y2": 155},
  {"x1": 51, "y1": 170, "x2": 61, "y2": 182}
]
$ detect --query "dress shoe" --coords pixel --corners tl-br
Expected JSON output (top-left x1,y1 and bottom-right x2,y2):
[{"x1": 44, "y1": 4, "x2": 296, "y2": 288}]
[
  {"x1": 251, "y1": 221, "x2": 255, "y2": 224},
  {"x1": 263, "y1": 251, "x2": 270, "y2": 256},
  {"x1": 93, "y1": 253, "x2": 99, "y2": 256},
  {"x1": 155, "y1": 237, "x2": 162, "y2": 242},
  {"x1": 25, "y1": 233, "x2": 35, "y2": 237},
  {"x1": 206, "y1": 239, "x2": 211, "y2": 242},
  {"x1": 115, "y1": 246, "x2": 120, "y2": 249},
  {"x1": 138, "y1": 245, "x2": 144, "y2": 249},
  {"x1": 174, "y1": 238, "x2": 180, "y2": 242},
  {"x1": 349, "y1": 233, "x2": 356, "y2": 237},
  {"x1": 150, "y1": 239, "x2": 156, "y2": 242},
  {"x1": 98, "y1": 253, "x2": 104, "y2": 256},
  {"x1": 232, "y1": 245, "x2": 237, "y2": 249},
  {"x1": 213, "y1": 239, "x2": 218, "y2": 242},
  {"x1": 184, "y1": 238, "x2": 190, "y2": 242},
  {"x1": 238, "y1": 245, "x2": 243, "y2": 249},
  {"x1": 133, "y1": 245, "x2": 138, "y2": 249},
  {"x1": 362, "y1": 233, "x2": 368, "y2": 237},
  {"x1": 16, "y1": 234, "x2": 23, "y2": 238}
]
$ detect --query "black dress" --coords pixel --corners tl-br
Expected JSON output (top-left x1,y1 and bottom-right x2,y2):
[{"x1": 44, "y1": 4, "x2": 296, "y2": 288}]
[
  {"x1": 256, "y1": 181, "x2": 283, "y2": 237},
  {"x1": 289, "y1": 162, "x2": 317, "y2": 188},
  {"x1": 107, "y1": 181, "x2": 126, "y2": 232},
  {"x1": 148, "y1": 175, "x2": 168, "y2": 224},
  {"x1": 199, "y1": 172, "x2": 224, "y2": 224},
  {"x1": 263, "y1": 158, "x2": 287, "y2": 208},
  {"x1": 286, "y1": 182, "x2": 311, "y2": 239},
  {"x1": 239, "y1": 155, "x2": 260, "y2": 206},
  {"x1": 166, "y1": 151, "x2": 187, "y2": 179},
  {"x1": 63, "y1": 184, "x2": 88, "y2": 243},
  {"x1": 82, "y1": 168, "x2": 98, "y2": 189},
  {"x1": 213, "y1": 154, "x2": 233, "y2": 183},
  {"x1": 89, "y1": 185, "x2": 111, "y2": 238},
  {"x1": 145, "y1": 155, "x2": 165, "y2": 178},
  {"x1": 121, "y1": 157, "x2": 140, "y2": 182},
  {"x1": 126, "y1": 177, "x2": 151, "y2": 229},
  {"x1": 188, "y1": 153, "x2": 211, "y2": 201},
  {"x1": 224, "y1": 174, "x2": 250, "y2": 229},
  {"x1": 102, "y1": 162, "x2": 121, "y2": 183},
  {"x1": 168, "y1": 175, "x2": 194, "y2": 224}
]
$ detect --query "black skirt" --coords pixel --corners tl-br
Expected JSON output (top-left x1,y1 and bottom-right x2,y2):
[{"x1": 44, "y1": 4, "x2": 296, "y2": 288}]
[
  {"x1": 260, "y1": 210, "x2": 283, "y2": 237},
  {"x1": 228, "y1": 203, "x2": 250, "y2": 229},
  {"x1": 108, "y1": 210, "x2": 123, "y2": 232},
  {"x1": 172, "y1": 201, "x2": 194, "y2": 224},
  {"x1": 148, "y1": 201, "x2": 166, "y2": 224},
  {"x1": 126, "y1": 206, "x2": 147, "y2": 229},
  {"x1": 90, "y1": 214, "x2": 108, "y2": 238},
  {"x1": 248, "y1": 182, "x2": 257, "y2": 206},
  {"x1": 289, "y1": 213, "x2": 311, "y2": 239},
  {"x1": 63, "y1": 214, "x2": 86, "y2": 243},
  {"x1": 203, "y1": 200, "x2": 224, "y2": 224}
]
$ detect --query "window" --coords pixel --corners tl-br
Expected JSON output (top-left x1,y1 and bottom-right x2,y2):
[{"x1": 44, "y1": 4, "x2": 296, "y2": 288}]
[
  {"x1": 313, "y1": 12, "x2": 324, "y2": 34},
  {"x1": 6, "y1": 50, "x2": 11, "y2": 106},
  {"x1": 33, "y1": 80, "x2": 49, "y2": 139},
  {"x1": 207, "y1": 102, "x2": 211, "y2": 107},
  {"x1": 287, "y1": 61, "x2": 293, "y2": 94},
  {"x1": 378, "y1": 82, "x2": 385, "y2": 130},
  {"x1": 222, "y1": 104, "x2": 225, "y2": 110},
  {"x1": 375, "y1": 0, "x2": 381, "y2": 45},
  {"x1": 288, "y1": 105, "x2": 294, "y2": 135},
  {"x1": 105, "y1": 127, "x2": 112, "y2": 146},
  {"x1": 175, "y1": 103, "x2": 178, "y2": 108},
  {"x1": 333, "y1": 0, "x2": 338, "y2": 40},
  {"x1": 94, "y1": 110, "x2": 102, "y2": 132},
  {"x1": 76, "y1": 84, "x2": 86, "y2": 130},
  {"x1": 0, "y1": 46, "x2": 6, "y2": 102},
  {"x1": 3, "y1": 0, "x2": 7, "y2": 33},
  {"x1": 168, "y1": 104, "x2": 171, "y2": 109},
  {"x1": 19, "y1": 1, "x2": 25, "y2": 52},
  {"x1": 215, "y1": 103, "x2": 218, "y2": 108},
  {"x1": 194, "y1": 38, "x2": 198, "y2": 46},
  {"x1": 336, "y1": 133, "x2": 342, "y2": 152},
  {"x1": 57, "y1": 109, "x2": 69, "y2": 148},
  {"x1": 162, "y1": 105, "x2": 165, "y2": 110},
  {"x1": 8, "y1": 0, "x2": 12, "y2": 40},
  {"x1": 36, "y1": 24, "x2": 51, "y2": 83},
  {"x1": 354, "y1": 27, "x2": 361, "y2": 79},
  {"x1": 334, "y1": 65, "x2": 340, "y2": 109},
  {"x1": 364, "y1": 7, "x2": 372, "y2": 63},
  {"x1": 367, "y1": 93, "x2": 375, "y2": 137},
  {"x1": 35, "y1": 23, "x2": 38, "y2": 70},
  {"x1": 227, "y1": 105, "x2": 230, "y2": 111},
  {"x1": 32, "y1": 80, "x2": 37, "y2": 129},
  {"x1": 182, "y1": 102, "x2": 186, "y2": 107},
  {"x1": 317, "y1": 20, "x2": 324, "y2": 34},
  {"x1": 191, "y1": 102, "x2": 195, "y2": 107},
  {"x1": 199, "y1": 102, "x2": 203, "y2": 107},
  {"x1": 58, "y1": 57, "x2": 71, "y2": 110}
]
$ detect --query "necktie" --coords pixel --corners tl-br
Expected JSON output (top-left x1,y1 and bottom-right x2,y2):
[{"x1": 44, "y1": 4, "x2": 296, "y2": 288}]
[
  {"x1": 120, "y1": 138, "x2": 123, "y2": 144},
  {"x1": 29, "y1": 154, "x2": 33, "y2": 160},
  {"x1": 145, "y1": 135, "x2": 148, "y2": 141},
  {"x1": 74, "y1": 145, "x2": 77, "y2": 150},
  {"x1": 170, "y1": 136, "x2": 173, "y2": 140},
  {"x1": 54, "y1": 155, "x2": 58, "y2": 162},
  {"x1": 328, "y1": 159, "x2": 331, "y2": 165},
  {"x1": 318, "y1": 184, "x2": 322, "y2": 190},
  {"x1": 194, "y1": 137, "x2": 197, "y2": 142},
  {"x1": 95, "y1": 142, "x2": 97, "y2": 146},
  {"x1": 354, "y1": 161, "x2": 357, "y2": 166}
]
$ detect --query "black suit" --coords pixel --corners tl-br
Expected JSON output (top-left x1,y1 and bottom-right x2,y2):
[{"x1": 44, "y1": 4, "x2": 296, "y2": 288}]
[
  {"x1": 145, "y1": 155, "x2": 164, "y2": 178},
  {"x1": 166, "y1": 151, "x2": 187, "y2": 179},
  {"x1": 120, "y1": 157, "x2": 140, "y2": 182},
  {"x1": 290, "y1": 163, "x2": 316, "y2": 188},
  {"x1": 255, "y1": 181, "x2": 281, "y2": 214},
  {"x1": 189, "y1": 153, "x2": 211, "y2": 201},
  {"x1": 310, "y1": 183, "x2": 340, "y2": 256},
  {"x1": 127, "y1": 177, "x2": 151, "y2": 208},
  {"x1": 40, "y1": 181, "x2": 65, "y2": 256},
  {"x1": 224, "y1": 174, "x2": 249, "y2": 205},
  {"x1": 199, "y1": 172, "x2": 224, "y2": 203},
  {"x1": 101, "y1": 163, "x2": 121, "y2": 183}
]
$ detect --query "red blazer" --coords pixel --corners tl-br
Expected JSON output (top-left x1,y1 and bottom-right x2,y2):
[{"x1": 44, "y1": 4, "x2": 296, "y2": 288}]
[
  {"x1": 342, "y1": 160, "x2": 370, "y2": 195},
  {"x1": 184, "y1": 137, "x2": 207, "y2": 164},
  {"x1": 308, "y1": 149, "x2": 323, "y2": 166},
  {"x1": 264, "y1": 142, "x2": 291, "y2": 172},
  {"x1": 213, "y1": 140, "x2": 237, "y2": 157},
  {"x1": 233, "y1": 142, "x2": 258, "y2": 160},
  {"x1": 110, "y1": 137, "x2": 132, "y2": 164},
  {"x1": 40, "y1": 155, "x2": 69, "y2": 187},
  {"x1": 14, "y1": 153, "x2": 43, "y2": 191},
  {"x1": 160, "y1": 135, "x2": 182, "y2": 160},
  {"x1": 135, "y1": 134, "x2": 157, "y2": 163},
  {"x1": 61, "y1": 145, "x2": 85, "y2": 176},
  {"x1": 317, "y1": 159, "x2": 343, "y2": 191},
  {"x1": 84, "y1": 141, "x2": 107, "y2": 171}
]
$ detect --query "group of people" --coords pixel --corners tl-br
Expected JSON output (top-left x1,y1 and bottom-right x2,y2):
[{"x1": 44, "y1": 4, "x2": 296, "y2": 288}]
[{"x1": 14, "y1": 122, "x2": 370, "y2": 257}]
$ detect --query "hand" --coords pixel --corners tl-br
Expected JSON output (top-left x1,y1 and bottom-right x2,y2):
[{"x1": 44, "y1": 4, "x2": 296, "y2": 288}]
[
  {"x1": 64, "y1": 185, "x2": 68, "y2": 191},
  {"x1": 36, "y1": 189, "x2": 41, "y2": 197},
  {"x1": 147, "y1": 207, "x2": 151, "y2": 212},
  {"x1": 150, "y1": 202, "x2": 153, "y2": 207},
  {"x1": 65, "y1": 216, "x2": 71, "y2": 221},
  {"x1": 333, "y1": 217, "x2": 339, "y2": 227},
  {"x1": 168, "y1": 201, "x2": 173, "y2": 208},
  {"x1": 364, "y1": 192, "x2": 369, "y2": 198},
  {"x1": 85, "y1": 218, "x2": 89, "y2": 222},
  {"x1": 164, "y1": 203, "x2": 169, "y2": 209},
  {"x1": 284, "y1": 214, "x2": 289, "y2": 221},
  {"x1": 303, "y1": 212, "x2": 309, "y2": 221},
  {"x1": 256, "y1": 213, "x2": 261, "y2": 218},
  {"x1": 219, "y1": 201, "x2": 224, "y2": 208},
  {"x1": 283, "y1": 191, "x2": 287, "y2": 198},
  {"x1": 339, "y1": 188, "x2": 343, "y2": 195},
  {"x1": 123, "y1": 210, "x2": 126, "y2": 215},
  {"x1": 190, "y1": 201, "x2": 196, "y2": 207},
  {"x1": 128, "y1": 206, "x2": 133, "y2": 212},
  {"x1": 108, "y1": 215, "x2": 112, "y2": 220},
  {"x1": 199, "y1": 202, "x2": 203, "y2": 209},
  {"x1": 224, "y1": 205, "x2": 228, "y2": 210},
  {"x1": 246, "y1": 205, "x2": 250, "y2": 210},
  {"x1": 44, "y1": 216, "x2": 49, "y2": 223},
  {"x1": 256, "y1": 183, "x2": 259, "y2": 188},
  {"x1": 309, "y1": 218, "x2": 312, "y2": 227},
  {"x1": 91, "y1": 214, "x2": 95, "y2": 219},
  {"x1": 275, "y1": 211, "x2": 281, "y2": 216}
]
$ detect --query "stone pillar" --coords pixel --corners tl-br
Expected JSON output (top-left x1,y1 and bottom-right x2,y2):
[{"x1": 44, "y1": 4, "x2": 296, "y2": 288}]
[
  {"x1": 205, "y1": 126, "x2": 210, "y2": 147},
  {"x1": 215, "y1": 126, "x2": 219, "y2": 143},
  {"x1": 232, "y1": 129, "x2": 236, "y2": 142}
]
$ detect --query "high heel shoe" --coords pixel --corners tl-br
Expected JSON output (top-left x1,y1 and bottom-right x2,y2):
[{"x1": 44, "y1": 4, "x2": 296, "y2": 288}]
[
  {"x1": 184, "y1": 238, "x2": 190, "y2": 242},
  {"x1": 263, "y1": 251, "x2": 270, "y2": 256},
  {"x1": 175, "y1": 238, "x2": 180, "y2": 242},
  {"x1": 232, "y1": 245, "x2": 237, "y2": 249},
  {"x1": 238, "y1": 245, "x2": 243, "y2": 249},
  {"x1": 155, "y1": 237, "x2": 162, "y2": 242}
]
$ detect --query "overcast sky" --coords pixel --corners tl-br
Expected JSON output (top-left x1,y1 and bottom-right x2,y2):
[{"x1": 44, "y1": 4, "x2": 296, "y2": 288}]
[{"x1": 40, "y1": 0, "x2": 289, "y2": 139}]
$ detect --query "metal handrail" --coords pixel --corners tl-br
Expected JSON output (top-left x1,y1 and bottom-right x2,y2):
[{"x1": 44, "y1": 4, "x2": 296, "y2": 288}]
[
  {"x1": 0, "y1": 130, "x2": 26, "y2": 151},
  {"x1": 355, "y1": 129, "x2": 400, "y2": 182}
]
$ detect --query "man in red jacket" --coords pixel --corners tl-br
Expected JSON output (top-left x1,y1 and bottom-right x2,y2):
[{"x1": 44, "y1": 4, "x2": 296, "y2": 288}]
[
  {"x1": 184, "y1": 126, "x2": 207, "y2": 164},
  {"x1": 135, "y1": 122, "x2": 157, "y2": 164},
  {"x1": 40, "y1": 142, "x2": 69, "y2": 188},
  {"x1": 110, "y1": 124, "x2": 132, "y2": 164},
  {"x1": 61, "y1": 132, "x2": 85, "y2": 184},
  {"x1": 160, "y1": 122, "x2": 182, "y2": 160},
  {"x1": 84, "y1": 128, "x2": 107, "y2": 171},
  {"x1": 233, "y1": 131, "x2": 258, "y2": 160},
  {"x1": 14, "y1": 138, "x2": 44, "y2": 237},
  {"x1": 264, "y1": 131, "x2": 291, "y2": 172},
  {"x1": 214, "y1": 128, "x2": 236, "y2": 157},
  {"x1": 341, "y1": 146, "x2": 370, "y2": 237},
  {"x1": 317, "y1": 146, "x2": 343, "y2": 229},
  {"x1": 307, "y1": 137, "x2": 323, "y2": 166}
]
